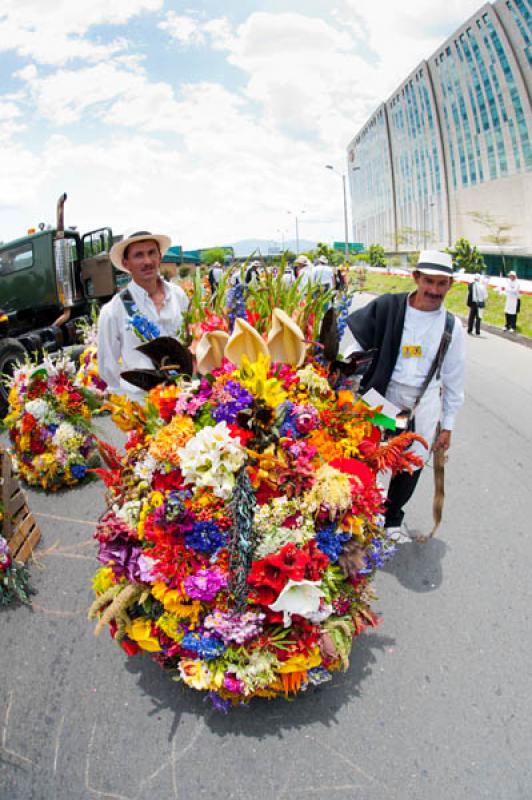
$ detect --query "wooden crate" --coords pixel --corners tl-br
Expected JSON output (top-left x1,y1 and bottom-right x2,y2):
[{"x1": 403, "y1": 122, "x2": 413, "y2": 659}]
[{"x1": 1, "y1": 447, "x2": 41, "y2": 562}]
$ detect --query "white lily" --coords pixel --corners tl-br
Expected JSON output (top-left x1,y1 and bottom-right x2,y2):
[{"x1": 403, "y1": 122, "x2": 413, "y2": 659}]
[{"x1": 269, "y1": 579, "x2": 325, "y2": 628}]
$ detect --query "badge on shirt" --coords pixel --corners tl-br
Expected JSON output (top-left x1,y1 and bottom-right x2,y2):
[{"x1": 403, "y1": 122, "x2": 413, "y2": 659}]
[{"x1": 402, "y1": 344, "x2": 423, "y2": 358}]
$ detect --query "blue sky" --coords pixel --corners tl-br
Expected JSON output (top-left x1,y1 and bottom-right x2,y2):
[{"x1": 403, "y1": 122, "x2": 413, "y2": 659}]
[{"x1": 0, "y1": 0, "x2": 485, "y2": 249}]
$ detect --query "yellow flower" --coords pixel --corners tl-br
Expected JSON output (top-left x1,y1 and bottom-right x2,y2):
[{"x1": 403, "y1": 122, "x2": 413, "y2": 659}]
[
  {"x1": 148, "y1": 415, "x2": 195, "y2": 464},
  {"x1": 277, "y1": 648, "x2": 322, "y2": 673},
  {"x1": 151, "y1": 582, "x2": 202, "y2": 623},
  {"x1": 156, "y1": 612, "x2": 184, "y2": 642},
  {"x1": 92, "y1": 566, "x2": 115, "y2": 595},
  {"x1": 302, "y1": 465, "x2": 353, "y2": 519},
  {"x1": 236, "y1": 353, "x2": 287, "y2": 408},
  {"x1": 179, "y1": 659, "x2": 213, "y2": 690},
  {"x1": 149, "y1": 490, "x2": 165, "y2": 508},
  {"x1": 125, "y1": 617, "x2": 162, "y2": 652}
]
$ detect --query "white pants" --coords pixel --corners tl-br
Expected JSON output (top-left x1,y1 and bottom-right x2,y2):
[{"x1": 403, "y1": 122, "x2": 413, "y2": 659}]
[{"x1": 385, "y1": 380, "x2": 441, "y2": 463}]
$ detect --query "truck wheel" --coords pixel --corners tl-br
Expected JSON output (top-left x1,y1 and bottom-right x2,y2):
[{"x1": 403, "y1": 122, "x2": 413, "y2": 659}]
[{"x1": 0, "y1": 339, "x2": 27, "y2": 416}]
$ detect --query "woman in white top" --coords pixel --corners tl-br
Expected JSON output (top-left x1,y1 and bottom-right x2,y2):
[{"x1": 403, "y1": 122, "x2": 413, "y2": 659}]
[{"x1": 503, "y1": 271, "x2": 520, "y2": 332}]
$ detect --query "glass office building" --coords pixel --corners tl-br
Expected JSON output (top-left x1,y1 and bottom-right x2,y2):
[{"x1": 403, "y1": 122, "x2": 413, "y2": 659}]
[{"x1": 348, "y1": 0, "x2": 532, "y2": 259}]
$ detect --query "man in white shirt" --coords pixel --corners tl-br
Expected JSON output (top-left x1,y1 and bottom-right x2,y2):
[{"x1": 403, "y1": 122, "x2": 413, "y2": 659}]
[
  {"x1": 97, "y1": 230, "x2": 189, "y2": 401},
  {"x1": 312, "y1": 255, "x2": 334, "y2": 291},
  {"x1": 346, "y1": 250, "x2": 465, "y2": 542},
  {"x1": 293, "y1": 255, "x2": 313, "y2": 287}
]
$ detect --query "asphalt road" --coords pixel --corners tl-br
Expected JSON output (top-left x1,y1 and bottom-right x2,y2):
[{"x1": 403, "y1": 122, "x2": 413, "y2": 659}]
[{"x1": 1, "y1": 306, "x2": 532, "y2": 800}]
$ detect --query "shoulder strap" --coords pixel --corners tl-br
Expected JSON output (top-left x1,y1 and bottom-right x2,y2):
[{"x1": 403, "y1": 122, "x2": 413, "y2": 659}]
[
  {"x1": 119, "y1": 287, "x2": 136, "y2": 318},
  {"x1": 411, "y1": 311, "x2": 455, "y2": 416}
]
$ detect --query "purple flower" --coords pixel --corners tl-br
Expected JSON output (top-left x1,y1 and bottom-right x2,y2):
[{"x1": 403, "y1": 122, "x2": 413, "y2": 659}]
[
  {"x1": 206, "y1": 692, "x2": 232, "y2": 713},
  {"x1": 184, "y1": 568, "x2": 227, "y2": 601},
  {"x1": 223, "y1": 673, "x2": 245, "y2": 694}
]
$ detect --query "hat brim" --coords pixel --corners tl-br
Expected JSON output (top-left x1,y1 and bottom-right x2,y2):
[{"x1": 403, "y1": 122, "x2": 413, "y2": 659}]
[
  {"x1": 414, "y1": 266, "x2": 454, "y2": 277},
  {"x1": 110, "y1": 234, "x2": 172, "y2": 271}
]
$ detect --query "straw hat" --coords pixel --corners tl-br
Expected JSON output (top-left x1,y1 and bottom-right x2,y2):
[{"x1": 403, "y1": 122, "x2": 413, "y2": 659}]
[
  {"x1": 415, "y1": 250, "x2": 454, "y2": 276},
  {"x1": 110, "y1": 230, "x2": 172, "y2": 271}
]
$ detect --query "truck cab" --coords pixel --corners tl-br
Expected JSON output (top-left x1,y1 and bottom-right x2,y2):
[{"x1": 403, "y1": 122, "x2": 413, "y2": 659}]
[{"x1": 0, "y1": 195, "x2": 124, "y2": 412}]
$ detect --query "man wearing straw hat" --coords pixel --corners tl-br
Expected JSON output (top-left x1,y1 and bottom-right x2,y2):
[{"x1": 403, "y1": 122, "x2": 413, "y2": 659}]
[
  {"x1": 346, "y1": 250, "x2": 465, "y2": 543},
  {"x1": 97, "y1": 231, "x2": 189, "y2": 400}
]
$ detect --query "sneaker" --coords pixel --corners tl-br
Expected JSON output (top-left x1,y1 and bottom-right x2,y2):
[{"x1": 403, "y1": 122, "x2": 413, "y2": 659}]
[{"x1": 385, "y1": 524, "x2": 411, "y2": 544}]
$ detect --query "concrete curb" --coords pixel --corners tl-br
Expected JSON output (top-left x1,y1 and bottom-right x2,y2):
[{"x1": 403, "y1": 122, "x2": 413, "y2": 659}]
[{"x1": 456, "y1": 314, "x2": 532, "y2": 349}]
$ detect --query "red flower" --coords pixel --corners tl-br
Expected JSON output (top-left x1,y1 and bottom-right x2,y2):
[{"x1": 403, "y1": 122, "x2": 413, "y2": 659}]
[
  {"x1": 265, "y1": 543, "x2": 310, "y2": 581},
  {"x1": 227, "y1": 424, "x2": 254, "y2": 446},
  {"x1": 301, "y1": 540, "x2": 329, "y2": 580},
  {"x1": 246, "y1": 310, "x2": 260, "y2": 327},
  {"x1": 158, "y1": 398, "x2": 177, "y2": 422},
  {"x1": 247, "y1": 558, "x2": 287, "y2": 594},
  {"x1": 152, "y1": 469, "x2": 184, "y2": 492},
  {"x1": 330, "y1": 457, "x2": 374, "y2": 488},
  {"x1": 20, "y1": 413, "x2": 37, "y2": 433},
  {"x1": 29, "y1": 433, "x2": 45, "y2": 455}
]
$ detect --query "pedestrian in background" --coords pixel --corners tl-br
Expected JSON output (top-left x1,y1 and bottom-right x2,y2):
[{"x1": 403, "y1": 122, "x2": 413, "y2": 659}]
[
  {"x1": 312, "y1": 255, "x2": 334, "y2": 291},
  {"x1": 293, "y1": 255, "x2": 313, "y2": 286},
  {"x1": 503, "y1": 271, "x2": 520, "y2": 332},
  {"x1": 467, "y1": 273, "x2": 488, "y2": 335},
  {"x1": 207, "y1": 261, "x2": 223, "y2": 295}
]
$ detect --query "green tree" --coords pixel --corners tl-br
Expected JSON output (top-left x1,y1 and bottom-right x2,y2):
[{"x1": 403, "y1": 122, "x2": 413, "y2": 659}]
[
  {"x1": 202, "y1": 247, "x2": 227, "y2": 266},
  {"x1": 447, "y1": 237, "x2": 485, "y2": 274},
  {"x1": 367, "y1": 243, "x2": 386, "y2": 268},
  {"x1": 468, "y1": 211, "x2": 514, "y2": 275},
  {"x1": 315, "y1": 242, "x2": 336, "y2": 262}
]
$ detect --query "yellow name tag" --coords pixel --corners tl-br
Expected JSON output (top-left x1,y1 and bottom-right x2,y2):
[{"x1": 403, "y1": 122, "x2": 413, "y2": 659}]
[{"x1": 402, "y1": 345, "x2": 423, "y2": 358}]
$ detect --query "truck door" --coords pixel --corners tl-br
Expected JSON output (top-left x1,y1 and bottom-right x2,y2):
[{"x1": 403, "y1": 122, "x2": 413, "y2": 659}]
[{"x1": 80, "y1": 228, "x2": 121, "y2": 298}]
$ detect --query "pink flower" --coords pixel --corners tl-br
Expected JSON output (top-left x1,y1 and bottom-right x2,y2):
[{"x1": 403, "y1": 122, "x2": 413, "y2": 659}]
[{"x1": 184, "y1": 568, "x2": 228, "y2": 601}]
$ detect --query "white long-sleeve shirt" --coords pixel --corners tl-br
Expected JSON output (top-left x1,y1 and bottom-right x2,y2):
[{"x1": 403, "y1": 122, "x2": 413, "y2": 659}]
[
  {"x1": 389, "y1": 302, "x2": 465, "y2": 431},
  {"x1": 97, "y1": 278, "x2": 189, "y2": 400},
  {"x1": 504, "y1": 279, "x2": 520, "y2": 314},
  {"x1": 344, "y1": 296, "x2": 465, "y2": 457}
]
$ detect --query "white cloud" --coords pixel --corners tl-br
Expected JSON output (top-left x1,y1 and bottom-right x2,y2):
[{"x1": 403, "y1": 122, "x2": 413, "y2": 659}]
[
  {"x1": 0, "y1": 0, "x2": 162, "y2": 65},
  {"x1": 1, "y1": 1, "x2": 499, "y2": 247},
  {"x1": 158, "y1": 13, "x2": 206, "y2": 45}
]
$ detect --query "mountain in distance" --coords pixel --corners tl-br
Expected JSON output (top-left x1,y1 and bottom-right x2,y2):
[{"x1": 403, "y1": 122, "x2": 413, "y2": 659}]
[{"x1": 222, "y1": 238, "x2": 318, "y2": 257}]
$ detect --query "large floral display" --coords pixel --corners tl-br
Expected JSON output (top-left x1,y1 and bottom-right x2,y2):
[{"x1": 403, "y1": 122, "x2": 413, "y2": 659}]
[
  {"x1": 5, "y1": 356, "x2": 100, "y2": 491},
  {"x1": 0, "y1": 521, "x2": 33, "y2": 607},
  {"x1": 90, "y1": 278, "x2": 423, "y2": 709}
]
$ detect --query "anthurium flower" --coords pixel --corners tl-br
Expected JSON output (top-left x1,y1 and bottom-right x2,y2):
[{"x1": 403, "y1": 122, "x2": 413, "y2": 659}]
[
  {"x1": 125, "y1": 618, "x2": 162, "y2": 652},
  {"x1": 268, "y1": 579, "x2": 325, "y2": 627}
]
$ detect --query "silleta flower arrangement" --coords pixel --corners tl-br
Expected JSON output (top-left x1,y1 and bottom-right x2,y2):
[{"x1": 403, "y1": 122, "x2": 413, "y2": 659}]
[
  {"x1": 5, "y1": 355, "x2": 100, "y2": 491},
  {"x1": 90, "y1": 291, "x2": 424, "y2": 709},
  {"x1": 0, "y1": 532, "x2": 33, "y2": 607},
  {"x1": 0, "y1": 501, "x2": 33, "y2": 606}
]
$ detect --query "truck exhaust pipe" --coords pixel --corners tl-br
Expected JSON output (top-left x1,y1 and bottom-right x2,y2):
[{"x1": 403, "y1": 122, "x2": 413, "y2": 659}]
[
  {"x1": 53, "y1": 191, "x2": 76, "y2": 311},
  {"x1": 56, "y1": 192, "x2": 67, "y2": 239}
]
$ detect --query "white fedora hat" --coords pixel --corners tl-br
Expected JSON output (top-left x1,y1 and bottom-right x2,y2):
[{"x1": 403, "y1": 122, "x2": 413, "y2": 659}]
[
  {"x1": 416, "y1": 250, "x2": 454, "y2": 276},
  {"x1": 110, "y1": 230, "x2": 172, "y2": 272}
]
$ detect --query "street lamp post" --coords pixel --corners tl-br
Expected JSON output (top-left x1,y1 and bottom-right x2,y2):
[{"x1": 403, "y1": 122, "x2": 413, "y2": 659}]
[
  {"x1": 326, "y1": 164, "x2": 360, "y2": 260},
  {"x1": 288, "y1": 210, "x2": 305, "y2": 254}
]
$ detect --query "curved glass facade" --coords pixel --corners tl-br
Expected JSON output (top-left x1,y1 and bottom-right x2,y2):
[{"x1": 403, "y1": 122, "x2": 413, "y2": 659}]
[{"x1": 348, "y1": 0, "x2": 532, "y2": 256}]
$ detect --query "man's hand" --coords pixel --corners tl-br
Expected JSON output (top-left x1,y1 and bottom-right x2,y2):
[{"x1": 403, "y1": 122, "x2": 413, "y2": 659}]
[{"x1": 433, "y1": 429, "x2": 452, "y2": 452}]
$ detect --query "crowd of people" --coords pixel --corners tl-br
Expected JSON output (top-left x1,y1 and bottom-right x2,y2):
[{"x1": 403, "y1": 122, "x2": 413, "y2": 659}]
[{"x1": 207, "y1": 253, "x2": 348, "y2": 295}]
